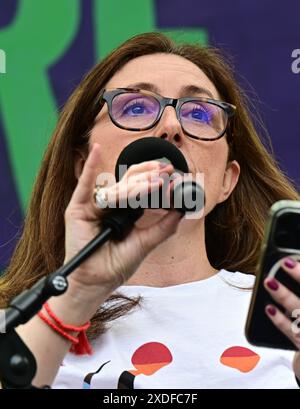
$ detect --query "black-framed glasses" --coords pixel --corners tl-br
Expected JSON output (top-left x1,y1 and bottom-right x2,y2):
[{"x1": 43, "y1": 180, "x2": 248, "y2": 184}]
[{"x1": 98, "y1": 88, "x2": 236, "y2": 141}]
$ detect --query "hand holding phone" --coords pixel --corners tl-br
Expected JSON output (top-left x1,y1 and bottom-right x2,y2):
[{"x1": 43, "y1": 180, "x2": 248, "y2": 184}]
[{"x1": 245, "y1": 200, "x2": 300, "y2": 350}]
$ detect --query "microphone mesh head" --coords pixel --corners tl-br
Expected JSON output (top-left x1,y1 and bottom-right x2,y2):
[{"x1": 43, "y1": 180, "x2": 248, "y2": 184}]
[{"x1": 115, "y1": 137, "x2": 189, "y2": 181}]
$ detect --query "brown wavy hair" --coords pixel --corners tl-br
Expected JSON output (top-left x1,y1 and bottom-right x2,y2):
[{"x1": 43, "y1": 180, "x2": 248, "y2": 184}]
[{"x1": 0, "y1": 32, "x2": 299, "y2": 340}]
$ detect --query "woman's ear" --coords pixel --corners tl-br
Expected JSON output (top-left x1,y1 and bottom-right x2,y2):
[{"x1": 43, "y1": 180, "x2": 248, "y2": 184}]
[
  {"x1": 217, "y1": 160, "x2": 240, "y2": 204},
  {"x1": 74, "y1": 150, "x2": 87, "y2": 180}
]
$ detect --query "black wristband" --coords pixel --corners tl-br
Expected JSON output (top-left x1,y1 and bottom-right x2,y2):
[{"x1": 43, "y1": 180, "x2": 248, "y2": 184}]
[{"x1": 296, "y1": 376, "x2": 300, "y2": 388}]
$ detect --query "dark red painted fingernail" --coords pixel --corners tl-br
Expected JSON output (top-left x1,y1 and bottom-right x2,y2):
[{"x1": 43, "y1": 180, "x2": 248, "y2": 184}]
[
  {"x1": 266, "y1": 278, "x2": 279, "y2": 291},
  {"x1": 266, "y1": 306, "x2": 277, "y2": 316},
  {"x1": 283, "y1": 257, "x2": 297, "y2": 269}
]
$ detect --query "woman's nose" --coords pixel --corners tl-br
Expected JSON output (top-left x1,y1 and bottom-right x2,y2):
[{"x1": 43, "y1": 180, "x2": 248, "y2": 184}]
[{"x1": 153, "y1": 106, "x2": 184, "y2": 147}]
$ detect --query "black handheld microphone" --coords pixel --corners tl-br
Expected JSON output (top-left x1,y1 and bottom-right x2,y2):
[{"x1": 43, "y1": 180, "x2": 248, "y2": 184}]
[
  {"x1": 102, "y1": 137, "x2": 205, "y2": 238},
  {"x1": 115, "y1": 136, "x2": 189, "y2": 179},
  {"x1": 115, "y1": 137, "x2": 204, "y2": 213}
]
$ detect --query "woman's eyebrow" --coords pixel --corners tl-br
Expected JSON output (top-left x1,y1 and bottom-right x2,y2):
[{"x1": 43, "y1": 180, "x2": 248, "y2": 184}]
[
  {"x1": 126, "y1": 82, "x2": 160, "y2": 93},
  {"x1": 126, "y1": 82, "x2": 215, "y2": 99},
  {"x1": 180, "y1": 85, "x2": 214, "y2": 99}
]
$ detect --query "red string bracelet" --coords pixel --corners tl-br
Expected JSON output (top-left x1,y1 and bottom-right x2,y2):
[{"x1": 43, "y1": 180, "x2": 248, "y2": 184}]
[{"x1": 37, "y1": 302, "x2": 93, "y2": 355}]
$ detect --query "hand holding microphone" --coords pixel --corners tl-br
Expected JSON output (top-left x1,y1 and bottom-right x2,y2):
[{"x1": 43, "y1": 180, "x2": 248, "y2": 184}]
[
  {"x1": 63, "y1": 145, "x2": 183, "y2": 315},
  {"x1": 59, "y1": 138, "x2": 204, "y2": 323}
]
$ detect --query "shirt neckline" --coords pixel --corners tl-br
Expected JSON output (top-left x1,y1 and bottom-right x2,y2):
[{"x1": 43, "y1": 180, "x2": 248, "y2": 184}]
[{"x1": 120, "y1": 269, "x2": 225, "y2": 291}]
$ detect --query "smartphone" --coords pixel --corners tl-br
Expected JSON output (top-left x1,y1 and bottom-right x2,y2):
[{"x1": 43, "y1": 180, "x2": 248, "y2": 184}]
[{"x1": 245, "y1": 200, "x2": 300, "y2": 350}]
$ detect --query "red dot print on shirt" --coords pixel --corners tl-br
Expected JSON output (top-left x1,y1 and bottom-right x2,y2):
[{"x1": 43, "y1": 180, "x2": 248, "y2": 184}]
[
  {"x1": 130, "y1": 341, "x2": 173, "y2": 376},
  {"x1": 118, "y1": 342, "x2": 173, "y2": 389},
  {"x1": 220, "y1": 346, "x2": 260, "y2": 373}
]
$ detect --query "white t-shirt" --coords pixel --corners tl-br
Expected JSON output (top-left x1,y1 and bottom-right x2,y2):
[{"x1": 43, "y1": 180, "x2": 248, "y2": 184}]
[{"x1": 52, "y1": 269, "x2": 299, "y2": 389}]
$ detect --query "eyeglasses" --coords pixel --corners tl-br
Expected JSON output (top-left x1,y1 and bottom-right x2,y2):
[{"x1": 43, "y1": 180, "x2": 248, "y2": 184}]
[{"x1": 98, "y1": 88, "x2": 236, "y2": 141}]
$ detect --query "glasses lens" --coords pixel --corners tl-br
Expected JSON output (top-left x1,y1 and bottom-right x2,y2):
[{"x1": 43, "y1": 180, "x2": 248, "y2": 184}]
[
  {"x1": 180, "y1": 100, "x2": 227, "y2": 139},
  {"x1": 111, "y1": 92, "x2": 160, "y2": 129}
]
